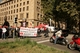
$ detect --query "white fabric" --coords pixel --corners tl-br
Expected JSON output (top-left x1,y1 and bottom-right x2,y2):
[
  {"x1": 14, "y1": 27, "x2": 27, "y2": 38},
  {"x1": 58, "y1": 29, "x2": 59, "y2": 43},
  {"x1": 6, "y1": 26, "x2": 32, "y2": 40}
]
[
  {"x1": 2, "y1": 28, "x2": 7, "y2": 33},
  {"x1": 55, "y1": 30, "x2": 62, "y2": 37}
]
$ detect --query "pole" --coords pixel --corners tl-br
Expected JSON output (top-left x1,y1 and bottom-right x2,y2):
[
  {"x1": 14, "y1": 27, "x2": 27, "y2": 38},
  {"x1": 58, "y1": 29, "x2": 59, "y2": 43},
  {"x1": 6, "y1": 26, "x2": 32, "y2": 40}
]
[{"x1": 50, "y1": 18, "x2": 51, "y2": 26}]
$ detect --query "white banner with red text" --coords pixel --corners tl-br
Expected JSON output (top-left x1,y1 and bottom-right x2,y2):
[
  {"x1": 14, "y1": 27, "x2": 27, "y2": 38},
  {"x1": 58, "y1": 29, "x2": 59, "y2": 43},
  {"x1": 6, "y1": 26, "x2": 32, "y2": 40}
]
[{"x1": 20, "y1": 27, "x2": 38, "y2": 37}]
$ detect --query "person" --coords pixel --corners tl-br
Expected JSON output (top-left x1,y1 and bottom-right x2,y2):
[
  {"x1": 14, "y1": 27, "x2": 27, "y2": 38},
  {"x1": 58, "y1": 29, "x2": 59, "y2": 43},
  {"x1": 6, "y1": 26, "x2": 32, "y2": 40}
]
[
  {"x1": 44, "y1": 27, "x2": 49, "y2": 37},
  {"x1": 2, "y1": 26, "x2": 7, "y2": 39},
  {"x1": 37, "y1": 28, "x2": 41, "y2": 36},
  {"x1": 2, "y1": 17, "x2": 10, "y2": 38},
  {"x1": 54, "y1": 29, "x2": 62, "y2": 44},
  {"x1": 3, "y1": 18, "x2": 10, "y2": 27},
  {"x1": 0, "y1": 26, "x2": 2, "y2": 38},
  {"x1": 20, "y1": 19, "x2": 27, "y2": 27}
]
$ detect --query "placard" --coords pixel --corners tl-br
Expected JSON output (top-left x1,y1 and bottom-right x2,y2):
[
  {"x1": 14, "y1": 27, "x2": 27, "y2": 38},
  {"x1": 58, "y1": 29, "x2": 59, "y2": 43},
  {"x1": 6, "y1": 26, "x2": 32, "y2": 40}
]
[{"x1": 20, "y1": 27, "x2": 38, "y2": 37}]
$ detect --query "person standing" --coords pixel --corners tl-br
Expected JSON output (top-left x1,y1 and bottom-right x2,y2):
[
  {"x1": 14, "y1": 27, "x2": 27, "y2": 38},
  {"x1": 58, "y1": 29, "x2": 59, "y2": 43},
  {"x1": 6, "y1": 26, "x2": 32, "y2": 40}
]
[
  {"x1": 2, "y1": 26, "x2": 7, "y2": 39},
  {"x1": 2, "y1": 17, "x2": 10, "y2": 38},
  {"x1": 20, "y1": 19, "x2": 27, "y2": 27}
]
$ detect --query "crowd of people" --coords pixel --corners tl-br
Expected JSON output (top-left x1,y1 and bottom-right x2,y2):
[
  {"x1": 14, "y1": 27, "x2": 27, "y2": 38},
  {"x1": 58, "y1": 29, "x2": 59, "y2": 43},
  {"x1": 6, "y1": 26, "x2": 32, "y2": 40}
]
[{"x1": 0, "y1": 18, "x2": 69, "y2": 46}]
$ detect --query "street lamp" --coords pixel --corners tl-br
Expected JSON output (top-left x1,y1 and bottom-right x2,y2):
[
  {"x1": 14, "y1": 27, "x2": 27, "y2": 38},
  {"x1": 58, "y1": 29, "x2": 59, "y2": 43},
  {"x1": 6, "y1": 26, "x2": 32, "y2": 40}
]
[{"x1": 50, "y1": 18, "x2": 51, "y2": 26}]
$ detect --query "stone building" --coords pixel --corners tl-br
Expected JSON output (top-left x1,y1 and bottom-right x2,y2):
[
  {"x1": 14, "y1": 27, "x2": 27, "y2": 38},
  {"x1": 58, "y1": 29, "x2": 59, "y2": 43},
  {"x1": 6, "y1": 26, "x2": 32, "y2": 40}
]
[{"x1": 0, "y1": 0, "x2": 42, "y2": 27}]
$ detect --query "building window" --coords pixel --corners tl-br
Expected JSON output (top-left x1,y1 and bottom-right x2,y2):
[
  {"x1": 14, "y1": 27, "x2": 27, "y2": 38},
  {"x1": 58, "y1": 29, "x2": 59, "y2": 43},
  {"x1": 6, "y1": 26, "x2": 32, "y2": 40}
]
[
  {"x1": 26, "y1": 6, "x2": 29, "y2": 11},
  {"x1": 20, "y1": 0, "x2": 22, "y2": 1},
  {"x1": 23, "y1": 2, "x2": 25, "y2": 5},
  {"x1": 14, "y1": 0, "x2": 16, "y2": 3},
  {"x1": 37, "y1": 7, "x2": 40, "y2": 12},
  {"x1": 14, "y1": 5, "x2": 15, "y2": 8},
  {"x1": 37, "y1": 13, "x2": 39, "y2": 19},
  {"x1": 27, "y1": 1, "x2": 29, "y2": 4},
  {"x1": 20, "y1": 8, "x2": 21, "y2": 12},
  {"x1": 8, "y1": 16, "x2": 10, "y2": 20},
  {"x1": 11, "y1": 6, "x2": 13, "y2": 9},
  {"x1": 11, "y1": 1, "x2": 13, "y2": 4},
  {"x1": 9, "y1": 2, "x2": 10, "y2": 5},
  {"x1": 20, "y1": 13, "x2": 24, "y2": 19},
  {"x1": 11, "y1": 16, "x2": 12, "y2": 20},
  {"x1": 17, "y1": 0, "x2": 19, "y2": 2},
  {"x1": 17, "y1": 4, "x2": 18, "y2": 7},
  {"x1": 7, "y1": 3, "x2": 8, "y2": 5},
  {"x1": 9, "y1": 6, "x2": 10, "y2": 9},
  {"x1": 11, "y1": 10, "x2": 12, "y2": 14},
  {"x1": 23, "y1": 7, "x2": 25, "y2": 11},
  {"x1": 37, "y1": 1, "x2": 40, "y2": 6},
  {"x1": 14, "y1": 9, "x2": 15, "y2": 13},
  {"x1": 26, "y1": 13, "x2": 29, "y2": 18},
  {"x1": 16, "y1": 9, "x2": 18, "y2": 13},
  {"x1": 20, "y1": 3, "x2": 22, "y2": 6},
  {"x1": 9, "y1": 11, "x2": 10, "y2": 14}
]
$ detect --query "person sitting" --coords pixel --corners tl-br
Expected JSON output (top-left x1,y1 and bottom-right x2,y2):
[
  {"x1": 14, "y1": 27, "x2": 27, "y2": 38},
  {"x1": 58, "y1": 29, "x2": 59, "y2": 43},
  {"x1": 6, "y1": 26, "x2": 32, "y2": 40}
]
[{"x1": 54, "y1": 29, "x2": 62, "y2": 44}]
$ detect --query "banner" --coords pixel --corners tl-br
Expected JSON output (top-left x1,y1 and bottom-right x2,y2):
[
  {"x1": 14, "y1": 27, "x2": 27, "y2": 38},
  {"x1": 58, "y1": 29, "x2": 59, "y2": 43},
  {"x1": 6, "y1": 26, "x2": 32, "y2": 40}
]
[{"x1": 20, "y1": 27, "x2": 38, "y2": 37}]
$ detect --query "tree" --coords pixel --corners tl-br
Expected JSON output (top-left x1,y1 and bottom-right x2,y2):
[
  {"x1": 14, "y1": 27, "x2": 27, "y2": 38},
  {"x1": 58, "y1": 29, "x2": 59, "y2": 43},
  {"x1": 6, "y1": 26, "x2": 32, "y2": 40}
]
[
  {"x1": 54, "y1": 2, "x2": 79, "y2": 30},
  {"x1": 41, "y1": 0, "x2": 55, "y2": 24}
]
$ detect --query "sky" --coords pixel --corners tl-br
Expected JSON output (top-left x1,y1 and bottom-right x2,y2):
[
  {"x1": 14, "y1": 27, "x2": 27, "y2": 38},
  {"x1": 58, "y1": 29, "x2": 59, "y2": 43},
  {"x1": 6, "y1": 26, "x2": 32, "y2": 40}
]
[{"x1": 0, "y1": 0, "x2": 2, "y2": 2}]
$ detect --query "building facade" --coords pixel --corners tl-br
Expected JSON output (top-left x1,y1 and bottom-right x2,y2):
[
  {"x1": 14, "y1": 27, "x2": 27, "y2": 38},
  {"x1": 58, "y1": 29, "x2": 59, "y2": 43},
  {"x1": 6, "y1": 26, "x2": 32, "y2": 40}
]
[{"x1": 0, "y1": 0, "x2": 42, "y2": 27}]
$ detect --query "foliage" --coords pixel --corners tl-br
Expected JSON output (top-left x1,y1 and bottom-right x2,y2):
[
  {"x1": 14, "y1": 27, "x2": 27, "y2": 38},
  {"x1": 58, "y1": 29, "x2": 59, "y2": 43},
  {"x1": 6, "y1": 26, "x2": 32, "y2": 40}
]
[
  {"x1": 41, "y1": 0, "x2": 80, "y2": 31},
  {"x1": 55, "y1": 1, "x2": 79, "y2": 29},
  {"x1": 41, "y1": 0, "x2": 55, "y2": 23}
]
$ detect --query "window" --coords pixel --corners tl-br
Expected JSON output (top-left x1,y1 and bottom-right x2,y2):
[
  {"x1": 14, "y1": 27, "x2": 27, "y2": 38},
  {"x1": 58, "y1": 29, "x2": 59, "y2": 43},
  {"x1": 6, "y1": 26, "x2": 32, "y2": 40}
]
[
  {"x1": 14, "y1": 5, "x2": 15, "y2": 8},
  {"x1": 7, "y1": 3, "x2": 8, "y2": 5},
  {"x1": 26, "y1": 6, "x2": 29, "y2": 11},
  {"x1": 11, "y1": 6, "x2": 13, "y2": 9},
  {"x1": 20, "y1": 3, "x2": 22, "y2": 6},
  {"x1": 37, "y1": 7, "x2": 40, "y2": 12},
  {"x1": 26, "y1": 13, "x2": 29, "y2": 18},
  {"x1": 11, "y1": 10, "x2": 12, "y2": 14},
  {"x1": 9, "y1": 11, "x2": 10, "y2": 14},
  {"x1": 23, "y1": 2, "x2": 25, "y2": 5},
  {"x1": 11, "y1": 16, "x2": 12, "y2": 20},
  {"x1": 17, "y1": 4, "x2": 18, "y2": 7},
  {"x1": 20, "y1": 13, "x2": 24, "y2": 19},
  {"x1": 17, "y1": 0, "x2": 19, "y2": 2},
  {"x1": 9, "y1": 6, "x2": 10, "y2": 9},
  {"x1": 27, "y1": 1, "x2": 29, "y2": 4},
  {"x1": 14, "y1": 9, "x2": 15, "y2": 13},
  {"x1": 23, "y1": 7, "x2": 25, "y2": 11},
  {"x1": 20, "y1": 8, "x2": 21, "y2": 12},
  {"x1": 9, "y1": 2, "x2": 10, "y2": 5},
  {"x1": 8, "y1": 16, "x2": 10, "y2": 20},
  {"x1": 16, "y1": 9, "x2": 18, "y2": 13},
  {"x1": 37, "y1": 13, "x2": 39, "y2": 19},
  {"x1": 11, "y1": 1, "x2": 13, "y2": 4},
  {"x1": 14, "y1": 0, "x2": 16, "y2": 3}
]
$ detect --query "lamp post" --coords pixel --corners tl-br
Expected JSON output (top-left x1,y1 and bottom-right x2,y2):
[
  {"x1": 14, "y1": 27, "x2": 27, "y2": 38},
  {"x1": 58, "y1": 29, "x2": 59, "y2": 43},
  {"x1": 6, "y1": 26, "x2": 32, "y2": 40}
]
[{"x1": 50, "y1": 18, "x2": 51, "y2": 26}]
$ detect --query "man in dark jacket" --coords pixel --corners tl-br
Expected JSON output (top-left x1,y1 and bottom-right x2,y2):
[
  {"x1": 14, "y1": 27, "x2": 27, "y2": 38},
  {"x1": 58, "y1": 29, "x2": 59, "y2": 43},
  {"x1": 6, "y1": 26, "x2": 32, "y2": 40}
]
[{"x1": 2, "y1": 17, "x2": 10, "y2": 38}]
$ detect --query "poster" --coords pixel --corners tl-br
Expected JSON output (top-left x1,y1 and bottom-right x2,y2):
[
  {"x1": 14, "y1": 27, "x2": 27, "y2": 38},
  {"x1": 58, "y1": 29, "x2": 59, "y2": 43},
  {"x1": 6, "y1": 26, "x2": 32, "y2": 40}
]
[{"x1": 20, "y1": 27, "x2": 38, "y2": 37}]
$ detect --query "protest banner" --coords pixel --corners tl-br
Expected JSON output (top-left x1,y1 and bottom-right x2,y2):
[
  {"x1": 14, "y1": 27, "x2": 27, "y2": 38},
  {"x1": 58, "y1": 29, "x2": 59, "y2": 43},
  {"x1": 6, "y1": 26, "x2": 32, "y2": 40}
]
[{"x1": 20, "y1": 27, "x2": 38, "y2": 37}]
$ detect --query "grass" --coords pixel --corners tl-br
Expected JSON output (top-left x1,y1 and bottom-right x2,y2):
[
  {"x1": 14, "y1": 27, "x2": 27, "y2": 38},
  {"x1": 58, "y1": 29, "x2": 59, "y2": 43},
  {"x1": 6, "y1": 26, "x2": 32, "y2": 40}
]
[{"x1": 0, "y1": 38, "x2": 69, "y2": 53}]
